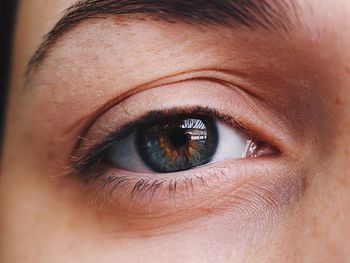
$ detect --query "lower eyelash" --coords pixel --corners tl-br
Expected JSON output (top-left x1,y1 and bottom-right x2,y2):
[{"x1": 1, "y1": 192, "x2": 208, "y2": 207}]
[
  {"x1": 87, "y1": 162, "x2": 301, "y2": 227},
  {"x1": 89, "y1": 167, "x2": 225, "y2": 214},
  {"x1": 101, "y1": 175, "x2": 197, "y2": 202}
]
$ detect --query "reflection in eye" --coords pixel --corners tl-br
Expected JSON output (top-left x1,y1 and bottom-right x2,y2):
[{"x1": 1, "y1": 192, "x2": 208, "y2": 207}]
[{"x1": 106, "y1": 112, "x2": 261, "y2": 173}]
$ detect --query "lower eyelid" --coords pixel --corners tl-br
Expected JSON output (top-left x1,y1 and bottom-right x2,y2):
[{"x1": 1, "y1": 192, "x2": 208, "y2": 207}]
[{"x1": 86, "y1": 157, "x2": 305, "y2": 231}]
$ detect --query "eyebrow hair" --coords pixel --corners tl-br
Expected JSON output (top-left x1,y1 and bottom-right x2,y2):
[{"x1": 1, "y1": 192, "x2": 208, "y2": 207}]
[{"x1": 25, "y1": 0, "x2": 297, "y2": 78}]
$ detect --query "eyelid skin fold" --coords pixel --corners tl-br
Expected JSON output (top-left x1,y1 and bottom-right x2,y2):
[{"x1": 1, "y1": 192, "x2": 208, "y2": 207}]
[{"x1": 71, "y1": 78, "x2": 294, "y2": 163}]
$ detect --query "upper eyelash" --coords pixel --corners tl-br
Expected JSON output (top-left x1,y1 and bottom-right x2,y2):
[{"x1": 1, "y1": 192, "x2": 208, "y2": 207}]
[{"x1": 68, "y1": 106, "x2": 250, "y2": 183}]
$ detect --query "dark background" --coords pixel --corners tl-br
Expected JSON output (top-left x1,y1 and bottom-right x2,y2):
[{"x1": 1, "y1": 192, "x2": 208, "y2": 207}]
[{"x1": 0, "y1": 1, "x2": 18, "y2": 150}]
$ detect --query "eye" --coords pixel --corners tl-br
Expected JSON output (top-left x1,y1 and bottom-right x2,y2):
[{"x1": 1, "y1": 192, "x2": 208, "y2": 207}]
[
  {"x1": 106, "y1": 112, "x2": 268, "y2": 173},
  {"x1": 69, "y1": 84, "x2": 291, "y2": 229}
]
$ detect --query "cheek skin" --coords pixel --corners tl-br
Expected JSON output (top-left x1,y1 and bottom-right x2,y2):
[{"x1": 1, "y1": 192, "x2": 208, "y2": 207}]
[
  {"x1": 0, "y1": 156, "x2": 306, "y2": 262},
  {"x1": 2, "y1": 0, "x2": 350, "y2": 262}
]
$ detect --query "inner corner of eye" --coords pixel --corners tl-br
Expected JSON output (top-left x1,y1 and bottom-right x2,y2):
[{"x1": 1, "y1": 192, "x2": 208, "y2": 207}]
[{"x1": 101, "y1": 113, "x2": 277, "y2": 174}]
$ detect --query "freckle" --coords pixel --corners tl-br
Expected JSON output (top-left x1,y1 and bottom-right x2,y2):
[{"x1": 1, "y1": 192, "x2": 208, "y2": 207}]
[
  {"x1": 47, "y1": 151, "x2": 54, "y2": 161},
  {"x1": 338, "y1": 176, "x2": 350, "y2": 187},
  {"x1": 345, "y1": 66, "x2": 350, "y2": 74},
  {"x1": 335, "y1": 97, "x2": 342, "y2": 106}
]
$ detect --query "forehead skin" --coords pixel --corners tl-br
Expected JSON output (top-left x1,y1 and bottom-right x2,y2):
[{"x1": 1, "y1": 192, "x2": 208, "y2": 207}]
[{"x1": 1, "y1": 0, "x2": 350, "y2": 262}]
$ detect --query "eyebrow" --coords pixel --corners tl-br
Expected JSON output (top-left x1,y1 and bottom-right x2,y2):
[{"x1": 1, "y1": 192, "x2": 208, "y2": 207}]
[{"x1": 25, "y1": 0, "x2": 297, "y2": 78}]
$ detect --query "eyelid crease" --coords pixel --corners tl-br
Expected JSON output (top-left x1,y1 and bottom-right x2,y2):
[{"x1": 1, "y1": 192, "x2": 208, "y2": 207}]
[
  {"x1": 69, "y1": 106, "x2": 252, "y2": 182},
  {"x1": 67, "y1": 68, "x2": 262, "y2": 158}
]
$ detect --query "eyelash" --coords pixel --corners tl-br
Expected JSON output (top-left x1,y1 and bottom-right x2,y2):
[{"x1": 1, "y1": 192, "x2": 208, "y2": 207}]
[
  {"x1": 69, "y1": 106, "x2": 252, "y2": 184},
  {"x1": 101, "y1": 175, "x2": 194, "y2": 200}
]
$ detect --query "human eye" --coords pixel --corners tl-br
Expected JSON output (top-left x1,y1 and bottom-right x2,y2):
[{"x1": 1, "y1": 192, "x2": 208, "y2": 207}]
[
  {"x1": 68, "y1": 78, "x2": 297, "y2": 231},
  {"x1": 103, "y1": 108, "x2": 271, "y2": 174}
]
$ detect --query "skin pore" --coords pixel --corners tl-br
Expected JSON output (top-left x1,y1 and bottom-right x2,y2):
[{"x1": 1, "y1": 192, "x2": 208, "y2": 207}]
[{"x1": 1, "y1": 0, "x2": 350, "y2": 262}]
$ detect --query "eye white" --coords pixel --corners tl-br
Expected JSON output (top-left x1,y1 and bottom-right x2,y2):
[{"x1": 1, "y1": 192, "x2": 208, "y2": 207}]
[
  {"x1": 210, "y1": 122, "x2": 249, "y2": 163},
  {"x1": 108, "y1": 133, "x2": 152, "y2": 172},
  {"x1": 108, "y1": 121, "x2": 250, "y2": 173}
]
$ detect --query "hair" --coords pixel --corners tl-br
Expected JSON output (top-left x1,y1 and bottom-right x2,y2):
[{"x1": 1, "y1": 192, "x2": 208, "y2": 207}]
[{"x1": 0, "y1": 0, "x2": 18, "y2": 152}]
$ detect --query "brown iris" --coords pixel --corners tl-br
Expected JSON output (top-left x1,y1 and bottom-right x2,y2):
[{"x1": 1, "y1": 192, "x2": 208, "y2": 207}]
[{"x1": 136, "y1": 115, "x2": 218, "y2": 173}]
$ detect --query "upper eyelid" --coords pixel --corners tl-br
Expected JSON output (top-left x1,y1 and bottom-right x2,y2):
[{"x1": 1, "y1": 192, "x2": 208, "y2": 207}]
[
  {"x1": 67, "y1": 69, "x2": 261, "y2": 155},
  {"x1": 67, "y1": 75, "x2": 296, "y2": 182}
]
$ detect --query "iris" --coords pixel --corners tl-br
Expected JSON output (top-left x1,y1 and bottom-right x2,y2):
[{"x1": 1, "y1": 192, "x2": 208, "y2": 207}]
[{"x1": 136, "y1": 116, "x2": 219, "y2": 173}]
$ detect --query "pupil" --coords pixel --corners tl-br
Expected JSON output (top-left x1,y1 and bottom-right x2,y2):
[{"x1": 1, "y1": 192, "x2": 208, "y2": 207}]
[{"x1": 169, "y1": 127, "x2": 188, "y2": 148}]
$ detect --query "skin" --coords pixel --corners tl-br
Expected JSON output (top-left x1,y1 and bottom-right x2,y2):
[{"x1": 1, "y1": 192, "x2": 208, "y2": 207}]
[{"x1": 1, "y1": 0, "x2": 350, "y2": 262}]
